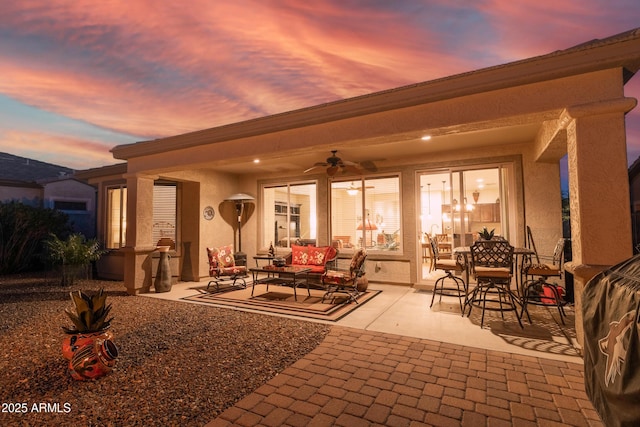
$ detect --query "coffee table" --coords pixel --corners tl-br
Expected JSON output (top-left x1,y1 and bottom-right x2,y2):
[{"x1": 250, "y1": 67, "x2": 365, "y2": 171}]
[{"x1": 249, "y1": 265, "x2": 312, "y2": 298}]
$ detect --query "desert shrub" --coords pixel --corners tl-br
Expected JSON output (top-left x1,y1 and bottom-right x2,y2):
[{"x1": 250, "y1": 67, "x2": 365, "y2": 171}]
[
  {"x1": 46, "y1": 233, "x2": 106, "y2": 285},
  {"x1": 0, "y1": 201, "x2": 71, "y2": 274}
]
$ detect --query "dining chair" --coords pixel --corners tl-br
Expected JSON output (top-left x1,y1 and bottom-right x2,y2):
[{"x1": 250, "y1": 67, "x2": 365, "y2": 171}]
[
  {"x1": 520, "y1": 238, "x2": 568, "y2": 324},
  {"x1": 467, "y1": 239, "x2": 523, "y2": 328},
  {"x1": 435, "y1": 234, "x2": 453, "y2": 258},
  {"x1": 429, "y1": 237, "x2": 467, "y2": 313}
]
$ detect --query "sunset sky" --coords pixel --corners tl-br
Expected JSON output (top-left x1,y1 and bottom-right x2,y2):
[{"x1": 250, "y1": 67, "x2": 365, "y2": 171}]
[{"x1": 1, "y1": 1, "x2": 639, "y2": 170}]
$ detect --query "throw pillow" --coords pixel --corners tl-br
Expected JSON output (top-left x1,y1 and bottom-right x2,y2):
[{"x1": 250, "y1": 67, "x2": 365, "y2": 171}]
[
  {"x1": 291, "y1": 244, "x2": 309, "y2": 265},
  {"x1": 308, "y1": 246, "x2": 329, "y2": 266},
  {"x1": 216, "y1": 245, "x2": 236, "y2": 268}
]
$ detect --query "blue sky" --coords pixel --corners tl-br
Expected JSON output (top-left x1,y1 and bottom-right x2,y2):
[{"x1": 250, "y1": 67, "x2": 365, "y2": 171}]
[{"x1": 0, "y1": 0, "x2": 639, "y2": 169}]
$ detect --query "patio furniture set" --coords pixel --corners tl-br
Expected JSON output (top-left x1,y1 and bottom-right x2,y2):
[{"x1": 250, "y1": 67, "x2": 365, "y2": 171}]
[
  {"x1": 206, "y1": 243, "x2": 367, "y2": 304},
  {"x1": 429, "y1": 235, "x2": 568, "y2": 328}
]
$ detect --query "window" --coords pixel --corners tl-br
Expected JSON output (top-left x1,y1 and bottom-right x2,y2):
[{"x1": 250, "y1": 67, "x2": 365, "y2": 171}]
[
  {"x1": 54, "y1": 200, "x2": 87, "y2": 211},
  {"x1": 105, "y1": 183, "x2": 177, "y2": 250},
  {"x1": 152, "y1": 184, "x2": 177, "y2": 248},
  {"x1": 106, "y1": 186, "x2": 126, "y2": 249},
  {"x1": 331, "y1": 176, "x2": 401, "y2": 252},
  {"x1": 262, "y1": 182, "x2": 316, "y2": 248}
]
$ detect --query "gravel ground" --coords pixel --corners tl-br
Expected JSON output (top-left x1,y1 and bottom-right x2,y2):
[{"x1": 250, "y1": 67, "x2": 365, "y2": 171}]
[{"x1": 0, "y1": 273, "x2": 331, "y2": 427}]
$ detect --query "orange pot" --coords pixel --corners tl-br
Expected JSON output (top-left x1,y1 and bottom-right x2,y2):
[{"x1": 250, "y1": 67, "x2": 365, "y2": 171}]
[
  {"x1": 69, "y1": 338, "x2": 118, "y2": 381},
  {"x1": 62, "y1": 330, "x2": 113, "y2": 360}
]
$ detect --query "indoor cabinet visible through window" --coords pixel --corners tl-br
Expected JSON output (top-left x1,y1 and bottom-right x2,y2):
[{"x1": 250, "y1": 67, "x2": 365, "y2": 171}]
[
  {"x1": 262, "y1": 182, "x2": 317, "y2": 249},
  {"x1": 331, "y1": 176, "x2": 401, "y2": 253}
]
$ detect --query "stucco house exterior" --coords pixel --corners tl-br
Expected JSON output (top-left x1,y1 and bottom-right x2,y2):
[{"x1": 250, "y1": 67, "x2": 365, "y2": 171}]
[
  {"x1": 0, "y1": 152, "x2": 96, "y2": 237},
  {"x1": 77, "y1": 29, "x2": 640, "y2": 348}
]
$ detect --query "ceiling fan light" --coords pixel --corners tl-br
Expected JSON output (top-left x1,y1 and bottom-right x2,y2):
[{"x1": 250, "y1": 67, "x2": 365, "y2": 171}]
[
  {"x1": 347, "y1": 188, "x2": 358, "y2": 196},
  {"x1": 327, "y1": 166, "x2": 339, "y2": 176}
]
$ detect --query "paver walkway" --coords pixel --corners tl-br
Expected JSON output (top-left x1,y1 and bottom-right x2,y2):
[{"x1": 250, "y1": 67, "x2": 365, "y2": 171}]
[{"x1": 206, "y1": 326, "x2": 602, "y2": 426}]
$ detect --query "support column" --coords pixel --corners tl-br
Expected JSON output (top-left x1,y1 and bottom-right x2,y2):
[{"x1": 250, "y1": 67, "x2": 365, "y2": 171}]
[
  {"x1": 122, "y1": 173, "x2": 158, "y2": 295},
  {"x1": 563, "y1": 97, "x2": 636, "y2": 349}
]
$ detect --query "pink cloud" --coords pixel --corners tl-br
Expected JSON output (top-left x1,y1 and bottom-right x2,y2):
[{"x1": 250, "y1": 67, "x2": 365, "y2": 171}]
[
  {"x1": 0, "y1": 130, "x2": 119, "y2": 169},
  {"x1": 0, "y1": 1, "x2": 477, "y2": 143},
  {"x1": 477, "y1": 0, "x2": 639, "y2": 60},
  {"x1": 0, "y1": 0, "x2": 638, "y2": 168}
]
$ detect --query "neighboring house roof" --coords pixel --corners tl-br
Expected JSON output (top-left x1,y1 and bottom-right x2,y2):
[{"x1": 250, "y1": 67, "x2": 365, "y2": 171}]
[
  {"x1": 0, "y1": 152, "x2": 73, "y2": 183},
  {"x1": 629, "y1": 155, "x2": 640, "y2": 180}
]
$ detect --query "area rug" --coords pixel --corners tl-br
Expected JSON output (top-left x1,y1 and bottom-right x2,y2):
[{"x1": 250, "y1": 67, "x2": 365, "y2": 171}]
[{"x1": 182, "y1": 284, "x2": 381, "y2": 321}]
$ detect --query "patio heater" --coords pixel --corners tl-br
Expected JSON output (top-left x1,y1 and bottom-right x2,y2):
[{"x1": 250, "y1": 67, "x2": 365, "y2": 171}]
[{"x1": 225, "y1": 193, "x2": 255, "y2": 266}]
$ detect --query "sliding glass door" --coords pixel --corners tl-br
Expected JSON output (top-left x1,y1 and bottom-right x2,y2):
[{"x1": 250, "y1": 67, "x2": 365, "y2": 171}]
[{"x1": 418, "y1": 164, "x2": 513, "y2": 282}]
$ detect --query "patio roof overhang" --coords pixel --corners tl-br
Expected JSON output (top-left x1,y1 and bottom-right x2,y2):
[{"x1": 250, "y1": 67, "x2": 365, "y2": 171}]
[{"x1": 110, "y1": 28, "x2": 640, "y2": 177}]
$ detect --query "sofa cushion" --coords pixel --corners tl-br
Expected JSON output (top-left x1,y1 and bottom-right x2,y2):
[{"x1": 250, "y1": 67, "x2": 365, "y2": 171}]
[
  {"x1": 306, "y1": 265, "x2": 326, "y2": 274},
  {"x1": 291, "y1": 244, "x2": 309, "y2": 265},
  {"x1": 308, "y1": 246, "x2": 330, "y2": 266}
]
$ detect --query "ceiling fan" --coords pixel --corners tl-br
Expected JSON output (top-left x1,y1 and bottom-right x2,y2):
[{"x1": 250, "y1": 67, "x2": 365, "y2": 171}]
[
  {"x1": 345, "y1": 181, "x2": 374, "y2": 195},
  {"x1": 303, "y1": 150, "x2": 378, "y2": 176}
]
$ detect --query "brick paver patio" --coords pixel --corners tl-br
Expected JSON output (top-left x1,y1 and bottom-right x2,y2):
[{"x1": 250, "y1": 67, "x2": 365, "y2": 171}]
[{"x1": 206, "y1": 326, "x2": 602, "y2": 426}]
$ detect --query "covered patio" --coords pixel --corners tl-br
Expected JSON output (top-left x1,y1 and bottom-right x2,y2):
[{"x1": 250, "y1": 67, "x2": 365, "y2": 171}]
[{"x1": 78, "y1": 28, "x2": 640, "y2": 351}]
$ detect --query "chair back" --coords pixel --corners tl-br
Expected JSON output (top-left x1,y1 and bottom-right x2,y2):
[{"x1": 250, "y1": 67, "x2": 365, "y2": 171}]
[
  {"x1": 526, "y1": 226, "x2": 540, "y2": 264},
  {"x1": 429, "y1": 236, "x2": 440, "y2": 260},
  {"x1": 551, "y1": 238, "x2": 566, "y2": 268},
  {"x1": 349, "y1": 248, "x2": 367, "y2": 278},
  {"x1": 470, "y1": 240, "x2": 514, "y2": 271}
]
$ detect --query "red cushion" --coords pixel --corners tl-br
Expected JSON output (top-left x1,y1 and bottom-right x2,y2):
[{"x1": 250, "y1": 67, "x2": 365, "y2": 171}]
[
  {"x1": 308, "y1": 246, "x2": 330, "y2": 266},
  {"x1": 219, "y1": 266, "x2": 247, "y2": 276},
  {"x1": 305, "y1": 265, "x2": 326, "y2": 274},
  {"x1": 291, "y1": 244, "x2": 309, "y2": 265},
  {"x1": 216, "y1": 245, "x2": 235, "y2": 268},
  {"x1": 206, "y1": 247, "x2": 218, "y2": 276}
]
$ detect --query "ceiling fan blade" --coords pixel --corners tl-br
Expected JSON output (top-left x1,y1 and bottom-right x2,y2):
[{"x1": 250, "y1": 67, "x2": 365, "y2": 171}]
[
  {"x1": 343, "y1": 164, "x2": 363, "y2": 174},
  {"x1": 359, "y1": 160, "x2": 378, "y2": 172},
  {"x1": 303, "y1": 165, "x2": 323, "y2": 174}
]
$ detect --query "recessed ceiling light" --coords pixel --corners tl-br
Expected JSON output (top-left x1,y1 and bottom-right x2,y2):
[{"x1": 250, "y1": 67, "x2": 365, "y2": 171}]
[
  {"x1": 253, "y1": 159, "x2": 260, "y2": 164},
  {"x1": 421, "y1": 135, "x2": 432, "y2": 141}
]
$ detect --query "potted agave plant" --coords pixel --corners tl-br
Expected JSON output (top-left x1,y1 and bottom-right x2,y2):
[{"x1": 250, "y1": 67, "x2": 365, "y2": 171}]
[
  {"x1": 62, "y1": 289, "x2": 114, "y2": 359},
  {"x1": 62, "y1": 289, "x2": 118, "y2": 380},
  {"x1": 478, "y1": 227, "x2": 495, "y2": 241}
]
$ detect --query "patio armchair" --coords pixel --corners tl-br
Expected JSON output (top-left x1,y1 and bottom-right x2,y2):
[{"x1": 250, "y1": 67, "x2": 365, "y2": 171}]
[
  {"x1": 467, "y1": 239, "x2": 523, "y2": 328},
  {"x1": 520, "y1": 238, "x2": 568, "y2": 324},
  {"x1": 206, "y1": 245, "x2": 248, "y2": 291},
  {"x1": 321, "y1": 248, "x2": 367, "y2": 303},
  {"x1": 429, "y1": 237, "x2": 467, "y2": 313}
]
